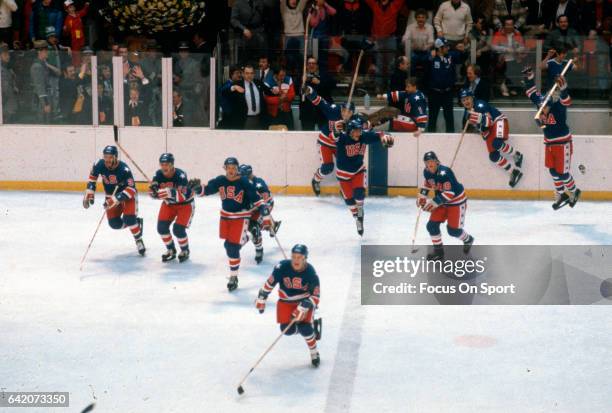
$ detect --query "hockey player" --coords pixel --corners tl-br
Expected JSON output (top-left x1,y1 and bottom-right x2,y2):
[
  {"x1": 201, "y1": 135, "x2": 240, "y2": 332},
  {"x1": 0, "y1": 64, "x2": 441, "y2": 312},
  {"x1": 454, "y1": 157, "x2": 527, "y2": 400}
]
[
  {"x1": 302, "y1": 85, "x2": 354, "y2": 196},
  {"x1": 417, "y1": 151, "x2": 474, "y2": 260},
  {"x1": 83, "y1": 145, "x2": 145, "y2": 256},
  {"x1": 459, "y1": 89, "x2": 524, "y2": 188},
  {"x1": 189, "y1": 157, "x2": 272, "y2": 291},
  {"x1": 523, "y1": 68, "x2": 581, "y2": 210},
  {"x1": 239, "y1": 164, "x2": 281, "y2": 264},
  {"x1": 335, "y1": 115, "x2": 394, "y2": 236},
  {"x1": 256, "y1": 244, "x2": 321, "y2": 367},
  {"x1": 376, "y1": 78, "x2": 429, "y2": 137},
  {"x1": 149, "y1": 153, "x2": 194, "y2": 263}
]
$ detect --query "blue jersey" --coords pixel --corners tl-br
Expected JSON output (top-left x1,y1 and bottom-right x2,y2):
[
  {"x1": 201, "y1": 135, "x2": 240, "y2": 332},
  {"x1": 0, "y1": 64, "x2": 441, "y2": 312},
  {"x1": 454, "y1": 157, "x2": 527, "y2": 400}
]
[
  {"x1": 525, "y1": 78, "x2": 572, "y2": 144},
  {"x1": 262, "y1": 260, "x2": 320, "y2": 308},
  {"x1": 199, "y1": 175, "x2": 264, "y2": 219},
  {"x1": 87, "y1": 160, "x2": 137, "y2": 201},
  {"x1": 252, "y1": 176, "x2": 273, "y2": 208},
  {"x1": 429, "y1": 55, "x2": 456, "y2": 90},
  {"x1": 151, "y1": 168, "x2": 193, "y2": 205},
  {"x1": 305, "y1": 89, "x2": 342, "y2": 148},
  {"x1": 335, "y1": 129, "x2": 382, "y2": 177},
  {"x1": 422, "y1": 165, "x2": 466, "y2": 206},
  {"x1": 385, "y1": 90, "x2": 429, "y2": 130},
  {"x1": 462, "y1": 99, "x2": 505, "y2": 134},
  {"x1": 545, "y1": 59, "x2": 574, "y2": 87}
]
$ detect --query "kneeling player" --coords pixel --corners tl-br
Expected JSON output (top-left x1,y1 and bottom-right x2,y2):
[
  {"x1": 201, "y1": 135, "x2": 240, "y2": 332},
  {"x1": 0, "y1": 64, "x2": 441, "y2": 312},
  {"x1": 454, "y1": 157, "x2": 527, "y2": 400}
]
[
  {"x1": 377, "y1": 78, "x2": 429, "y2": 137},
  {"x1": 524, "y1": 68, "x2": 581, "y2": 210},
  {"x1": 239, "y1": 164, "x2": 280, "y2": 264},
  {"x1": 189, "y1": 157, "x2": 272, "y2": 291},
  {"x1": 256, "y1": 244, "x2": 322, "y2": 367},
  {"x1": 417, "y1": 151, "x2": 474, "y2": 260},
  {"x1": 335, "y1": 115, "x2": 394, "y2": 236},
  {"x1": 149, "y1": 153, "x2": 194, "y2": 263},
  {"x1": 459, "y1": 89, "x2": 524, "y2": 187},
  {"x1": 83, "y1": 145, "x2": 145, "y2": 256}
]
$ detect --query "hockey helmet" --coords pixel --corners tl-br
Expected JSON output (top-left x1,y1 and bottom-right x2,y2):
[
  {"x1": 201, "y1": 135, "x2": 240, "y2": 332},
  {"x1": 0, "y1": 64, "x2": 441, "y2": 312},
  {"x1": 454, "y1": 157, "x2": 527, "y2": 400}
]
[
  {"x1": 423, "y1": 151, "x2": 439, "y2": 163},
  {"x1": 224, "y1": 157, "x2": 239, "y2": 167},
  {"x1": 340, "y1": 101, "x2": 356, "y2": 113},
  {"x1": 346, "y1": 115, "x2": 366, "y2": 133},
  {"x1": 291, "y1": 244, "x2": 309, "y2": 258},
  {"x1": 103, "y1": 145, "x2": 118, "y2": 156},
  {"x1": 239, "y1": 164, "x2": 253, "y2": 177},
  {"x1": 159, "y1": 153, "x2": 175, "y2": 164},
  {"x1": 459, "y1": 88, "x2": 474, "y2": 100}
]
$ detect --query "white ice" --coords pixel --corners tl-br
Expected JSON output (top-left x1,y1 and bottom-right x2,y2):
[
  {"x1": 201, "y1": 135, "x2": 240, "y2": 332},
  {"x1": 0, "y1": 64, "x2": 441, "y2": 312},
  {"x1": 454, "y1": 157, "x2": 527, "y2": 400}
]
[{"x1": 1, "y1": 191, "x2": 611, "y2": 412}]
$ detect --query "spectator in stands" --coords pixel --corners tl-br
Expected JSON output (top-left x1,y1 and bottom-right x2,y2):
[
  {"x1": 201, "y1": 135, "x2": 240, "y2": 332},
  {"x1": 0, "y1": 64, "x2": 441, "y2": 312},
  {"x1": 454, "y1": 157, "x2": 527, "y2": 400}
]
[
  {"x1": 552, "y1": 0, "x2": 579, "y2": 30},
  {"x1": 335, "y1": 0, "x2": 373, "y2": 75},
  {"x1": 126, "y1": 87, "x2": 149, "y2": 126},
  {"x1": 364, "y1": 0, "x2": 405, "y2": 92},
  {"x1": 402, "y1": 8, "x2": 434, "y2": 78},
  {"x1": 299, "y1": 56, "x2": 335, "y2": 130},
  {"x1": 491, "y1": 15, "x2": 525, "y2": 96},
  {"x1": 258, "y1": 56, "x2": 271, "y2": 82},
  {"x1": 464, "y1": 63, "x2": 490, "y2": 101},
  {"x1": 264, "y1": 66, "x2": 295, "y2": 129},
  {"x1": 309, "y1": 0, "x2": 336, "y2": 75},
  {"x1": 544, "y1": 15, "x2": 581, "y2": 55},
  {"x1": 173, "y1": 42, "x2": 202, "y2": 119},
  {"x1": 172, "y1": 89, "x2": 192, "y2": 127},
  {"x1": 492, "y1": 0, "x2": 526, "y2": 31},
  {"x1": 389, "y1": 55, "x2": 409, "y2": 90},
  {"x1": 433, "y1": 0, "x2": 473, "y2": 65},
  {"x1": 30, "y1": 0, "x2": 63, "y2": 41},
  {"x1": 469, "y1": 14, "x2": 493, "y2": 75},
  {"x1": 219, "y1": 65, "x2": 246, "y2": 129},
  {"x1": 1, "y1": 44, "x2": 18, "y2": 122},
  {"x1": 59, "y1": 64, "x2": 80, "y2": 124},
  {"x1": 471, "y1": 0, "x2": 494, "y2": 23},
  {"x1": 30, "y1": 40, "x2": 52, "y2": 123},
  {"x1": 98, "y1": 66, "x2": 113, "y2": 124},
  {"x1": 427, "y1": 37, "x2": 455, "y2": 133},
  {"x1": 580, "y1": 0, "x2": 612, "y2": 36},
  {"x1": 524, "y1": 0, "x2": 554, "y2": 37},
  {"x1": 62, "y1": 0, "x2": 89, "y2": 65},
  {"x1": 0, "y1": 0, "x2": 17, "y2": 47},
  {"x1": 280, "y1": 0, "x2": 307, "y2": 74},
  {"x1": 192, "y1": 30, "x2": 215, "y2": 54},
  {"x1": 231, "y1": 0, "x2": 266, "y2": 64},
  {"x1": 242, "y1": 64, "x2": 266, "y2": 129}
]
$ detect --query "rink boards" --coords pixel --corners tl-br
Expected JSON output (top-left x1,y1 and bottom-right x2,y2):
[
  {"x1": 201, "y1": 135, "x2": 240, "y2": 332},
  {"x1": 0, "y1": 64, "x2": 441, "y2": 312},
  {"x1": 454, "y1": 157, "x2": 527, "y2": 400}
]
[{"x1": 0, "y1": 125, "x2": 610, "y2": 200}]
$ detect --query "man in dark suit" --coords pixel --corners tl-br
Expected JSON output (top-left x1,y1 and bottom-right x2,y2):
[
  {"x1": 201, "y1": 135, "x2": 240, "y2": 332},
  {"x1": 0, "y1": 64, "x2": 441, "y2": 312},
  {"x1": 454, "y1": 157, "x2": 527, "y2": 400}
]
[
  {"x1": 125, "y1": 87, "x2": 150, "y2": 126},
  {"x1": 172, "y1": 89, "x2": 194, "y2": 127},
  {"x1": 241, "y1": 64, "x2": 266, "y2": 129},
  {"x1": 219, "y1": 66, "x2": 247, "y2": 129},
  {"x1": 389, "y1": 56, "x2": 409, "y2": 91},
  {"x1": 299, "y1": 56, "x2": 336, "y2": 131},
  {"x1": 464, "y1": 63, "x2": 490, "y2": 102}
]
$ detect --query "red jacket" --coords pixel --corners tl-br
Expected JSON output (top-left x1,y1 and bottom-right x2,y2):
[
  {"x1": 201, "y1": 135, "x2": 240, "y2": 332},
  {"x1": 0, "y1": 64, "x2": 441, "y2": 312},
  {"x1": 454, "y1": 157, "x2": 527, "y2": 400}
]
[
  {"x1": 63, "y1": 4, "x2": 89, "y2": 51},
  {"x1": 264, "y1": 83, "x2": 296, "y2": 117},
  {"x1": 364, "y1": 0, "x2": 404, "y2": 38}
]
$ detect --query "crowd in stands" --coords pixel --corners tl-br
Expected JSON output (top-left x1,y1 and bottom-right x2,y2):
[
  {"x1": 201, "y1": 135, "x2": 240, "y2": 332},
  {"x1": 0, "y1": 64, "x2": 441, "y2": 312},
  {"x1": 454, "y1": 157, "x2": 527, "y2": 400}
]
[{"x1": 0, "y1": 0, "x2": 610, "y2": 130}]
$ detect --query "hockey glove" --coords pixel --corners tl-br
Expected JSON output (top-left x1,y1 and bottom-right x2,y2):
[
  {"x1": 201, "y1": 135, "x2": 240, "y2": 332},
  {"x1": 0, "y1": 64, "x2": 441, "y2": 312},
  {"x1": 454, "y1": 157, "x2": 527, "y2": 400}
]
[
  {"x1": 256, "y1": 289, "x2": 269, "y2": 313},
  {"x1": 468, "y1": 111, "x2": 482, "y2": 126},
  {"x1": 188, "y1": 178, "x2": 203, "y2": 195},
  {"x1": 104, "y1": 195, "x2": 119, "y2": 210},
  {"x1": 292, "y1": 300, "x2": 313, "y2": 322},
  {"x1": 149, "y1": 182, "x2": 160, "y2": 199},
  {"x1": 416, "y1": 194, "x2": 427, "y2": 208},
  {"x1": 83, "y1": 189, "x2": 94, "y2": 209},
  {"x1": 302, "y1": 85, "x2": 313, "y2": 96},
  {"x1": 556, "y1": 75, "x2": 567, "y2": 91},
  {"x1": 381, "y1": 134, "x2": 394, "y2": 148},
  {"x1": 158, "y1": 187, "x2": 177, "y2": 202},
  {"x1": 522, "y1": 66, "x2": 534, "y2": 81},
  {"x1": 423, "y1": 198, "x2": 439, "y2": 212}
]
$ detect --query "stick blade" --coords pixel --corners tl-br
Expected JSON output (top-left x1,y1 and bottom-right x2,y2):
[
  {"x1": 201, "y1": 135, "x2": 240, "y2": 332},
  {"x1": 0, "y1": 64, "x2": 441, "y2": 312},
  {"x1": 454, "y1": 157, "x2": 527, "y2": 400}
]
[
  {"x1": 113, "y1": 125, "x2": 119, "y2": 142},
  {"x1": 237, "y1": 386, "x2": 245, "y2": 395}
]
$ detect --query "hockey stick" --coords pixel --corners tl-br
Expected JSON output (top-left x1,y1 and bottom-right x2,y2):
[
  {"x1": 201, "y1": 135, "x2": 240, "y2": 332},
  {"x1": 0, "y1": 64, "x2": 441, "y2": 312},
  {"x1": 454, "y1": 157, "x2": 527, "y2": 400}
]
[
  {"x1": 237, "y1": 319, "x2": 297, "y2": 395},
  {"x1": 300, "y1": 10, "x2": 314, "y2": 102},
  {"x1": 533, "y1": 58, "x2": 573, "y2": 120},
  {"x1": 410, "y1": 208, "x2": 422, "y2": 254},
  {"x1": 270, "y1": 223, "x2": 288, "y2": 259},
  {"x1": 450, "y1": 119, "x2": 470, "y2": 169},
  {"x1": 346, "y1": 39, "x2": 375, "y2": 115},
  {"x1": 79, "y1": 187, "x2": 118, "y2": 271},
  {"x1": 113, "y1": 125, "x2": 152, "y2": 182}
]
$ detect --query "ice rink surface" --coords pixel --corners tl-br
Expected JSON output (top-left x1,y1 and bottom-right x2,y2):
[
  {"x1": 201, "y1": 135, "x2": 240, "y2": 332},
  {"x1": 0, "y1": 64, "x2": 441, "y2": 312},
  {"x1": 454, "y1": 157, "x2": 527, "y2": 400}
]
[{"x1": 1, "y1": 191, "x2": 611, "y2": 412}]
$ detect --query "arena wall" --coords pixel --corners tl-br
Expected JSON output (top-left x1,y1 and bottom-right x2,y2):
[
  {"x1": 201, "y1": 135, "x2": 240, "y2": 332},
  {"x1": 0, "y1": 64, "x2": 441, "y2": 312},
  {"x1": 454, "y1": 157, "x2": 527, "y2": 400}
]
[{"x1": 0, "y1": 125, "x2": 610, "y2": 200}]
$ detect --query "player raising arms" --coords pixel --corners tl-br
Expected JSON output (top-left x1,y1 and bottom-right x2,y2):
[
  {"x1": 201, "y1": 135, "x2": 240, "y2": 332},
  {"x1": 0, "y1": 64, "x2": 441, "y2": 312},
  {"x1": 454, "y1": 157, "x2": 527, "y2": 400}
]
[
  {"x1": 189, "y1": 157, "x2": 272, "y2": 292},
  {"x1": 256, "y1": 244, "x2": 322, "y2": 367},
  {"x1": 149, "y1": 153, "x2": 194, "y2": 263},
  {"x1": 376, "y1": 78, "x2": 429, "y2": 137},
  {"x1": 335, "y1": 115, "x2": 394, "y2": 236},
  {"x1": 523, "y1": 68, "x2": 581, "y2": 210},
  {"x1": 459, "y1": 89, "x2": 524, "y2": 188},
  {"x1": 302, "y1": 85, "x2": 354, "y2": 196},
  {"x1": 418, "y1": 151, "x2": 474, "y2": 260},
  {"x1": 83, "y1": 145, "x2": 145, "y2": 256},
  {"x1": 239, "y1": 164, "x2": 280, "y2": 264}
]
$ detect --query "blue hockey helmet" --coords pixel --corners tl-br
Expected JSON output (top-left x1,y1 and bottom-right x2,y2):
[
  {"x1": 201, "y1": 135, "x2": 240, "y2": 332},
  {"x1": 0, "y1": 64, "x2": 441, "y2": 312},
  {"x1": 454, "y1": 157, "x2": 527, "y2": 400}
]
[
  {"x1": 341, "y1": 101, "x2": 356, "y2": 113},
  {"x1": 346, "y1": 115, "x2": 366, "y2": 133},
  {"x1": 103, "y1": 145, "x2": 118, "y2": 156},
  {"x1": 423, "y1": 151, "x2": 439, "y2": 163},
  {"x1": 224, "y1": 157, "x2": 239, "y2": 167},
  {"x1": 291, "y1": 244, "x2": 309, "y2": 258},
  {"x1": 459, "y1": 88, "x2": 474, "y2": 100},
  {"x1": 239, "y1": 164, "x2": 253, "y2": 177},
  {"x1": 159, "y1": 152, "x2": 175, "y2": 164}
]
